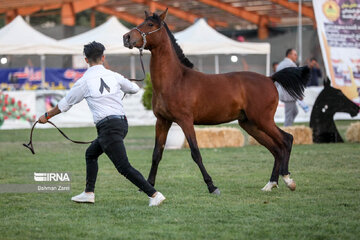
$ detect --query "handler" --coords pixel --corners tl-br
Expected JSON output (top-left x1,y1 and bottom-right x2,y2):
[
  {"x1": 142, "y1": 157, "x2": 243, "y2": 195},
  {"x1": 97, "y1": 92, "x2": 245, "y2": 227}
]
[
  {"x1": 38, "y1": 41, "x2": 165, "y2": 207},
  {"x1": 275, "y1": 48, "x2": 299, "y2": 126}
]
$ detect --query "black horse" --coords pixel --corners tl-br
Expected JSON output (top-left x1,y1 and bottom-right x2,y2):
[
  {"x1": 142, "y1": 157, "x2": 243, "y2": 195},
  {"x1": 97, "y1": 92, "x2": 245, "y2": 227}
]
[{"x1": 310, "y1": 78, "x2": 360, "y2": 143}]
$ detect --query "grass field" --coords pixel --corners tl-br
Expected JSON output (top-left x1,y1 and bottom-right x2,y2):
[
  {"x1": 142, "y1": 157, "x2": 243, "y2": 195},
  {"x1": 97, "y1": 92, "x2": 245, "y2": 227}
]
[{"x1": 0, "y1": 121, "x2": 359, "y2": 239}]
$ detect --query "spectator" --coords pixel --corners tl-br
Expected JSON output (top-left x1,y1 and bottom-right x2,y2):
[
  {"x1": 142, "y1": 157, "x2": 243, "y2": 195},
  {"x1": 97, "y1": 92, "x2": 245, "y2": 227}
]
[
  {"x1": 275, "y1": 48, "x2": 299, "y2": 126},
  {"x1": 307, "y1": 57, "x2": 322, "y2": 86},
  {"x1": 272, "y1": 62, "x2": 279, "y2": 75}
]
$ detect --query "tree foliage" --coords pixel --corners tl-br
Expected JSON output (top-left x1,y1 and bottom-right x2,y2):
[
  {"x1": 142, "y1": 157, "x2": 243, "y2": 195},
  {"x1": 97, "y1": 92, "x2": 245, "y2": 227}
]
[{"x1": 141, "y1": 73, "x2": 153, "y2": 110}]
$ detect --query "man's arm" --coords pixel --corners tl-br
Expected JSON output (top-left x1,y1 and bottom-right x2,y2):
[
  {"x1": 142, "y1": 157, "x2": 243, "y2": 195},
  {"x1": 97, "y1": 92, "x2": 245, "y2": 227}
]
[
  {"x1": 38, "y1": 105, "x2": 61, "y2": 124},
  {"x1": 117, "y1": 73, "x2": 140, "y2": 94},
  {"x1": 38, "y1": 78, "x2": 87, "y2": 124}
]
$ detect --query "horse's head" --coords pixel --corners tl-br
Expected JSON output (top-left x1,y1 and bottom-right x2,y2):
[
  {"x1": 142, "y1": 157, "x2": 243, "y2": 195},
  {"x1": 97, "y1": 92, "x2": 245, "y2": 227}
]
[
  {"x1": 123, "y1": 9, "x2": 168, "y2": 51},
  {"x1": 320, "y1": 77, "x2": 359, "y2": 117}
]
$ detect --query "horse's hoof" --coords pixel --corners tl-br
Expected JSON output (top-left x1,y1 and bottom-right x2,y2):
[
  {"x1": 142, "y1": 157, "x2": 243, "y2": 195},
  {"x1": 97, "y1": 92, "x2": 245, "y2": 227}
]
[
  {"x1": 282, "y1": 175, "x2": 296, "y2": 191},
  {"x1": 261, "y1": 181, "x2": 278, "y2": 191},
  {"x1": 211, "y1": 188, "x2": 221, "y2": 195}
]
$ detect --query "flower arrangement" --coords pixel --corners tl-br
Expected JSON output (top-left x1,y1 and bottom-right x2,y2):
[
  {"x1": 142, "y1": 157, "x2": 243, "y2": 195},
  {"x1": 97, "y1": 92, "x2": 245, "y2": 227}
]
[{"x1": 0, "y1": 91, "x2": 36, "y2": 127}]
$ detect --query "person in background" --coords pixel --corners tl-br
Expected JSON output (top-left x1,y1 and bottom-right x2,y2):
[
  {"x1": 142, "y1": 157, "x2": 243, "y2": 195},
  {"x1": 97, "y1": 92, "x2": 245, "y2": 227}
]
[
  {"x1": 272, "y1": 62, "x2": 279, "y2": 75},
  {"x1": 307, "y1": 57, "x2": 322, "y2": 86},
  {"x1": 275, "y1": 48, "x2": 300, "y2": 126},
  {"x1": 37, "y1": 41, "x2": 165, "y2": 207}
]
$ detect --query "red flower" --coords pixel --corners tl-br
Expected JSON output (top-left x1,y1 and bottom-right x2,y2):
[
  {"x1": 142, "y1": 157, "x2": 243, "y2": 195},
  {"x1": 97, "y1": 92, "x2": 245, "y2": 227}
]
[
  {"x1": 11, "y1": 98, "x2": 15, "y2": 104},
  {"x1": 12, "y1": 107, "x2": 16, "y2": 112},
  {"x1": 5, "y1": 94, "x2": 8, "y2": 99},
  {"x1": 32, "y1": 115, "x2": 36, "y2": 120},
  {"x1": 22, "y1": 112, "x2": 26, "y2": 116},
  {"x1": 4, "y1": 116, "x2": 8, "y2": 120},
  {"x1": 17, "y1": 100, "x2": 22, "y2": 107},
  {"x1": 4, "y1": 100, "x2": 8, "y2": 105},
  {"x1": 26, "y1": 108, "x2": 30, "y2": 112},
  {"x1": 26, "y1": 117, "x2": 30, "y2": 121},
  {"x1": 2, "y1": 106, "x2": 6, "y2": 112},
  {"x1": 7, "y1": 112, "x2": 11, "y2": 115},
  {"x1": 16, "y1": 116, "x2": 20, "y2": 119}
]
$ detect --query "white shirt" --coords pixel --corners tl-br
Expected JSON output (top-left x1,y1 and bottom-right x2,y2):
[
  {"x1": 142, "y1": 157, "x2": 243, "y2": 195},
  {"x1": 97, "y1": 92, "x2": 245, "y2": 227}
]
[
  {"x1": 58, "y1": 65, "x2": 140, "y2": 124},
  {"x1": 275, "y1": 57, "x2": 297, "y2": 102},
  {"x1": 276, "y1": 57, "x2": 297, "y2": 72}
]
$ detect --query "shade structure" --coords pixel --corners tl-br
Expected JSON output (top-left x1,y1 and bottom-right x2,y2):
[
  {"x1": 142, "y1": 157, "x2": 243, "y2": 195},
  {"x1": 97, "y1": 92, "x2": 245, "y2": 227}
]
[
  {"x1": 60, "y1": 16, "x2": 137, "y2": 55},
  {"x1": 174, "y1": 18, "x2": 270, "y2": 55},
  {"x1": 174, "y1": 18, "x2": 271, "y2": 75},
  {"x1": 0, "y1": 16, "x2": 74, "y2": 55}
]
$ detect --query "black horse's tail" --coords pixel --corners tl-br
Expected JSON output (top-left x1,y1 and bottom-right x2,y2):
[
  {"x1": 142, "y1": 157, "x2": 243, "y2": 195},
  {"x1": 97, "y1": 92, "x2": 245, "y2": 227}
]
[{"x1": 271, "y1": 66, "x2": 310, "y2": 100}]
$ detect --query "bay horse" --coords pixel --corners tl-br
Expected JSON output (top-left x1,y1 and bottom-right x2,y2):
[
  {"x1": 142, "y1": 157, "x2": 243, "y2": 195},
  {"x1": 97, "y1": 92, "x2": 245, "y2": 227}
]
[{"x1": 123, "y1": 9, "x2": 309, "y2": 194}]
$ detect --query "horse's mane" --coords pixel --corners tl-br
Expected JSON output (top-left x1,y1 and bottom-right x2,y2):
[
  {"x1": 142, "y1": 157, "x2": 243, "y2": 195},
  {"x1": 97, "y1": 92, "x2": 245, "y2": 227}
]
[{"x1": 151, "y1": 14, "x2": 194, "y2": 69}]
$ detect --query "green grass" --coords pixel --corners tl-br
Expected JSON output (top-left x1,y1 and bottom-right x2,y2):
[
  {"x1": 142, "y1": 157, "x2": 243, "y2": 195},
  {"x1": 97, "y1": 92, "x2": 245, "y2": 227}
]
[{"x1": 0, "y1": 121, "x2": 359, "y2": 240}]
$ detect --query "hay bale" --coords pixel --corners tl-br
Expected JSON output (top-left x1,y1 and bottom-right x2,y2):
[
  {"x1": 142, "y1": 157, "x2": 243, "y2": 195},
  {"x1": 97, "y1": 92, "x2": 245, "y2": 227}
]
[
  {"x1": 184, "y1": 127, "x2": 245, "y2": 148},
  {"x1": 248, "y1": 125, "x2": 313, "y2": 145},
  {"x1": 346, "y1": 122, "x2": 360, "y2": 143}
]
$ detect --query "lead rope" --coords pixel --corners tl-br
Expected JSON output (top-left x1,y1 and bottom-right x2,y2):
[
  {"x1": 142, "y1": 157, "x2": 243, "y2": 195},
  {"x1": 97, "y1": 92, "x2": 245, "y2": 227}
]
[
  {"x1": 122, "y1": 23, "x2": 164, "y2": 100},
  {"x1": 23, "y1": 120, "x2": 94, "y2": 155},
  {"x1": 122, "y1": 48, "x2": 146, "y2": 100}
]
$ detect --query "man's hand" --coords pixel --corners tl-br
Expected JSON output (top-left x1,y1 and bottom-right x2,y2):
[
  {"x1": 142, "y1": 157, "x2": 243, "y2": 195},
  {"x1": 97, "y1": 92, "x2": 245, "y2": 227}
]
[
  {"x1": 38, "y1": 114, "x2": 48, "y2": 124},
  {"x1": 38, "y1": 105, "x2": 61, "y2": 124}
]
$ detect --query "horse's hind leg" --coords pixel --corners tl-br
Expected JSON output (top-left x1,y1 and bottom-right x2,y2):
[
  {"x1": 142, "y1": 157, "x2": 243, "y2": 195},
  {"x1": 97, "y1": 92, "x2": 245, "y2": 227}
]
[
  {"x1": 256, "y1": 121, "x2": 296, "y2": 191},
  {"x1": 239, "y1": 120, "x2": 283, "y2": 191},
  {"x1": 278, "y1": 127, "x2": 296, "y2": 191},
  {"x1": 177, "y1": 120, "x2": 219, "y2": 194},
  {"x1": 147, "y1": 117, "x2": 172, "y2": 187}
]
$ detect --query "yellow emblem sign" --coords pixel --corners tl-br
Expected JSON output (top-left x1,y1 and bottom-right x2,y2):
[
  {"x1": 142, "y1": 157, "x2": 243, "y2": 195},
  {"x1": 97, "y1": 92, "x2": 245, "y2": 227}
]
[{"x1": 322, "y1": 0, "x2": 340, "y2": 22}]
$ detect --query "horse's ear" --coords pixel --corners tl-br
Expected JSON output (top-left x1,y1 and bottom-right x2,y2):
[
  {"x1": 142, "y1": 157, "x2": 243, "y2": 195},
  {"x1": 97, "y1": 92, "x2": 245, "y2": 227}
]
[
  {"x1": 144, "y1": 10, "x2": 150, "y2": 19},
  {"x1": 159, "y1": 8, "x2": 168, "y2": 21},
  {"x1": 324, "y1": 77, "x2": 331, "y2": 88}
]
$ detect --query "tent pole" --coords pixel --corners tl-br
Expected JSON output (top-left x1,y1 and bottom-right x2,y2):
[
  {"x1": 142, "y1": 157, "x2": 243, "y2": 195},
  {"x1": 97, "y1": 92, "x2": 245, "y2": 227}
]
[
  {"x1": 266, "y1": 52, "x2": 270, "y2": 76},
  {"x1": 214, "y1": 55, "x2": 219, "y2": 74},
  {"x1": 130, "y1": 55, "x2": 135, "y2": 79},
  {"x1": 41, "y1": 55, "x2": 46, "y2": 89},
  {"x1": 298, "y1": 0, "x2": 302, "y2": 65},
  {"x1": 198, "y1": 56, "x2": 203, "y2": 72}
]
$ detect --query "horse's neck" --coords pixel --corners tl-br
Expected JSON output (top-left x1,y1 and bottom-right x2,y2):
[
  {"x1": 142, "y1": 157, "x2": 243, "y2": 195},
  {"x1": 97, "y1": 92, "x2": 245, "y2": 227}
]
[{"x1": 149, "y1": 38, "x2": 183, "y2": 90}]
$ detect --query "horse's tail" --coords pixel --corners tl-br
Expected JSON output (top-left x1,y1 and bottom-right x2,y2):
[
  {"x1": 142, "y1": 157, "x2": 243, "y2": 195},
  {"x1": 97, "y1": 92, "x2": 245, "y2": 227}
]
[{"x1": 271, "y1": 66, "x2": 310, "y2": 100}]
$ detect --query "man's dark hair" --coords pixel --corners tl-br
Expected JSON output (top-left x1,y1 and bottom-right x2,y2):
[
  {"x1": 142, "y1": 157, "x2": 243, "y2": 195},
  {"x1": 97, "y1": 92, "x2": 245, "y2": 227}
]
[
  {"x1": 310, "y1": 57, "x2": 317, "y2": 62},
  {"x1": 83, "y1": 41, "x2": 105, "y2": 63},
  {"x1": 285, "y1": 48, "x2": 294, "y2": 57}
]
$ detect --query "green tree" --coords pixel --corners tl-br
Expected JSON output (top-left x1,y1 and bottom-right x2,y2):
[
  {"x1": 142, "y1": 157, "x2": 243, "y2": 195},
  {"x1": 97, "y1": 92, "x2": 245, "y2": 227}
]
[{"x1": 141, "y1": 73, "x2": 153, "y2": 110}]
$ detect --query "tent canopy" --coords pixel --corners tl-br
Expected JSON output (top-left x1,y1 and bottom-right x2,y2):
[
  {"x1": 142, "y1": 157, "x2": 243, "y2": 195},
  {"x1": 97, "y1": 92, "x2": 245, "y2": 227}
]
[
  {"x1": 60, "y1": 16, "x2": 137, "y2": 55},
  {"x1": 174, "y1": 18, "x2": 270, "y2": 55},
  {"x1": 0, "y1": 16, "x2": 74, "y2": 55}
]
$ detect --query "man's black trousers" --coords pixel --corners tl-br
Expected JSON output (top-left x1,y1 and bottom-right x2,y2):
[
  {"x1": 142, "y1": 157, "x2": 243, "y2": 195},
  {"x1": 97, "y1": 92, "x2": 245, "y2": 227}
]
[{"x1": 84, "y1": 117, "x2": 156, "y2": 197}]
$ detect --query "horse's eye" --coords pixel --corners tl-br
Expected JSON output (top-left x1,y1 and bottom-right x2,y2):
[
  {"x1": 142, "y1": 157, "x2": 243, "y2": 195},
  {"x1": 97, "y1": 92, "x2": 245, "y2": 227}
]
[{"x1": 148, "y1": 23, "x2": 154, "y2": 27}]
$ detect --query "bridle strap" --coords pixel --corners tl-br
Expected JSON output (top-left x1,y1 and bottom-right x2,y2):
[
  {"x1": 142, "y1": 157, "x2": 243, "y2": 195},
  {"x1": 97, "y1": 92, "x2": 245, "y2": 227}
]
[
  {"x1": 23, "y1": 120, "x2": 94, "y2": 155},
  {"x1": 122, "y1": 22, "x2": 163, "y2": 100},
  {"x1": 134, "y1": 22, "x2": 164, "y2": 53}
]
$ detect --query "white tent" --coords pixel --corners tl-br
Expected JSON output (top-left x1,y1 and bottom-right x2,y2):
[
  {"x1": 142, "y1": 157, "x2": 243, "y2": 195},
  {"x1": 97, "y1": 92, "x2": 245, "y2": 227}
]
[
  {"x1": 174, "y1": 19, "x2": 271, "y2": 75},
  {"x1": 0, "y1": 16, "x2": 74, "y2": 55},
  {"x1": 0, "y1": 16, "x2": 77, "y2": 86},
  {"x1": 60, "y1": 16, "x2": 136, "y2": 55}
]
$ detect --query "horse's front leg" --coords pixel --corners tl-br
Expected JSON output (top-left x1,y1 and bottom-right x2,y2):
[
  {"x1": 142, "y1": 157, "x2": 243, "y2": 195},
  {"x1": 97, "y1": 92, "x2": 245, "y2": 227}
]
[
  {"x1": 147, "y1": 117, "x2": 172, "y2": 187},
  {"x1": 177, "y1": 120, "x2": 220, "y2": 195}
]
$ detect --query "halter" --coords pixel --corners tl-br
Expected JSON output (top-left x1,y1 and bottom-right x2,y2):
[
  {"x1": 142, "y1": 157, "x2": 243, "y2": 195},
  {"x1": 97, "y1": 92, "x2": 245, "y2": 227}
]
[
  {"x1": 121, "y1": 21, "x2": 164, "y2": 100},
  {"x1": 134, "y1": 21, "x2": 164, "y2": 54}
]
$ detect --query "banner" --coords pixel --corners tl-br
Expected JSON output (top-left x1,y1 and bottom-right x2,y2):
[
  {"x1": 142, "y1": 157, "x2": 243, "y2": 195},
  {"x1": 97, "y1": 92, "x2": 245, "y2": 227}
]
[
  {"x1": 0, "y1": 68, "x2": 86, "y2": 89},
  {"x1": 313, "y1": 0, "x2": 360, "y2": 104}
]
